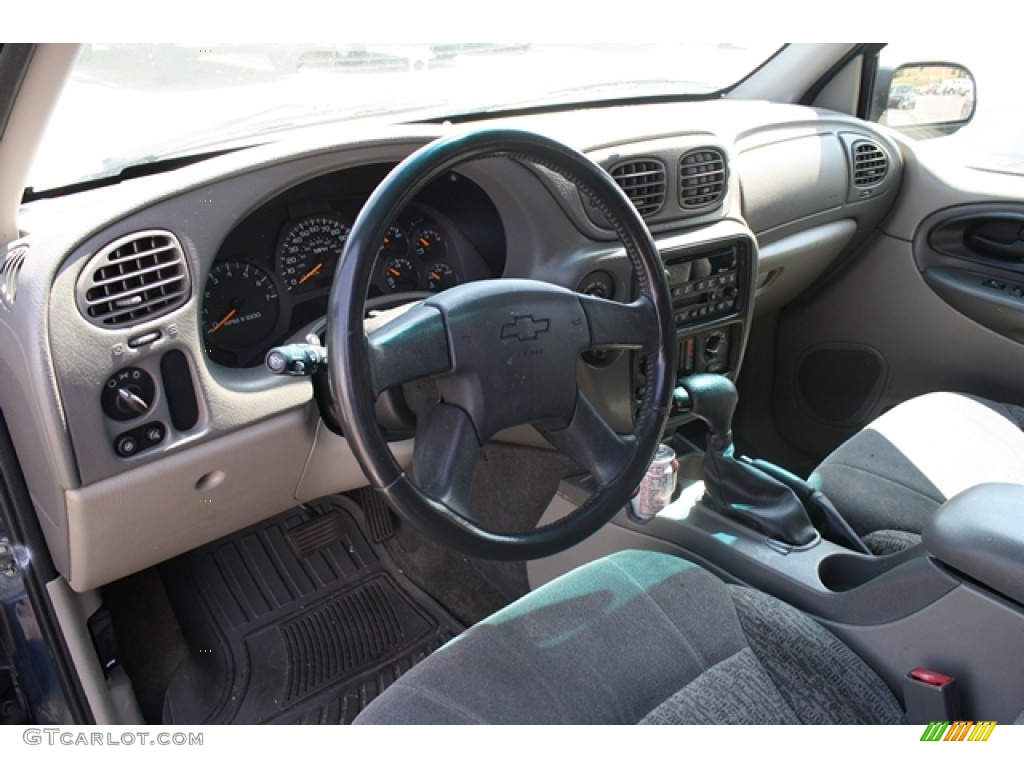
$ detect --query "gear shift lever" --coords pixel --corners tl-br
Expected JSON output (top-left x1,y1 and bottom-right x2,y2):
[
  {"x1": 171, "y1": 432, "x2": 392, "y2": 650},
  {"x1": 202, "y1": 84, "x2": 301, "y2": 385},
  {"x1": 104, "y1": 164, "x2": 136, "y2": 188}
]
[
  {"x1": 673, "y1": 373, "x2": 738, "y2": 449},
  {"x1": 676, "y1": 373, "x2": 817, "y2": 547}
]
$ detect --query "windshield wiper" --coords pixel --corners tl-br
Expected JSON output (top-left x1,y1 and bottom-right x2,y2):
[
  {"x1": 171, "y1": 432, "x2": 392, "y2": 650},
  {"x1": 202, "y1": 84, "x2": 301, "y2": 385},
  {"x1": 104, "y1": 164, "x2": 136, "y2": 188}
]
[{"x1": 21, "y1": 145, "x2": 258, "y2": 203}]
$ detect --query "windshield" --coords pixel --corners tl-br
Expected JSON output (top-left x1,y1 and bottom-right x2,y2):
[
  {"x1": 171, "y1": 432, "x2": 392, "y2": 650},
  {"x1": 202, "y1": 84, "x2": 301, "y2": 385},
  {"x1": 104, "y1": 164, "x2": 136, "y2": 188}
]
[{"x1": 28, "y1": 43, "x2": 783, "y2": 193}]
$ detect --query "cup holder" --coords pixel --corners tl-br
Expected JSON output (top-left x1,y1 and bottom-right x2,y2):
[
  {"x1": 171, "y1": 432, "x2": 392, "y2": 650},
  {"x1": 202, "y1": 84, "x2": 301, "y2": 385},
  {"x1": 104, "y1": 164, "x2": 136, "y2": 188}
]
[
  {"x1": 663, "y1": 433, "x2": 704, "y2": 484},
  {"x1": 818, "y1": 547, "x2": 921, "y2": 592}
]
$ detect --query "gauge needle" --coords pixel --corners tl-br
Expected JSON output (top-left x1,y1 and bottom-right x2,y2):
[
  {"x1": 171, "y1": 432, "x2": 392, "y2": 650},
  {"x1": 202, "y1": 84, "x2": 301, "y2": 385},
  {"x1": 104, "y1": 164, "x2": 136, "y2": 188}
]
[
  {"x1": 430, "y1": 271, "x2": 441, "y2": 281},
  {"x1": 299, "y1": 263, "x2": 323, "y2": 284},
  {"x1": 210, "y1": 308, "x2": 237, "y2": 334},
  {"x1": 388, "y1": 267, "x2": 401, "y2": 277},
  {"x1": 418, "y1": 237, "x2": 430, "y2": 247}
]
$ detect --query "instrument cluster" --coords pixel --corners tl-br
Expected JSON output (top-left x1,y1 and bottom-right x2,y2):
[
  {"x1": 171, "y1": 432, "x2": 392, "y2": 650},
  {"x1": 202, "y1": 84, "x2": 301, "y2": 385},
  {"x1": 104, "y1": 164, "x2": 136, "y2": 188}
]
[{"x1": 201, "y1": 166, "x2": 505, "y2": 368}]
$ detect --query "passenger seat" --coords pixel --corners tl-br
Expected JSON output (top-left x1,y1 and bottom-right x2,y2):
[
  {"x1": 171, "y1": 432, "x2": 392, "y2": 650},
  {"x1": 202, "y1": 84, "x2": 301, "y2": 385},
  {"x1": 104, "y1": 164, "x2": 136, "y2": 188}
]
[{"x1": 810, "y1": 392, "x2": 1024, "y2": 554}]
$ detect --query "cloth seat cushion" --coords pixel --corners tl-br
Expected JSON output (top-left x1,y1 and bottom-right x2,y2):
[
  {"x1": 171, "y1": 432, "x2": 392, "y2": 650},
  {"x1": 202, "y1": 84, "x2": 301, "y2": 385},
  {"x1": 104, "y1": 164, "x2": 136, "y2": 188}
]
[
  {"x1": 354, "y1": 550, "x2": 904, "y2": 725},
  {"x1": 811, "y1": 392, "x2": 1024, "y2": 541}
]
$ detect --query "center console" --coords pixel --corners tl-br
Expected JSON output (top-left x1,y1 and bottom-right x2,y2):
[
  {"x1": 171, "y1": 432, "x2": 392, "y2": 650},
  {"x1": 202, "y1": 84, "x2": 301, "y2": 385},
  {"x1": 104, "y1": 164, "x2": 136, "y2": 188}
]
[
  {"x1": 528, "y1": 374, "x2": 1024, "y2": 722},
  {"x1": 628, "y1": 227, "x2": 756, "y2": 431}
]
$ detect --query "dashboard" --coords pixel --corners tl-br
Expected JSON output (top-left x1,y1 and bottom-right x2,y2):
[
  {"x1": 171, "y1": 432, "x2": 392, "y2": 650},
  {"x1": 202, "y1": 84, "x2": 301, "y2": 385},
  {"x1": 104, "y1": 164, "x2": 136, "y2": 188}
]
[
  {"x1": 201, "y1": 164, "x2": 506, "y2": 367},
  {"x1": 2, "y1": 102, "x2": 905, "y2": 591}
]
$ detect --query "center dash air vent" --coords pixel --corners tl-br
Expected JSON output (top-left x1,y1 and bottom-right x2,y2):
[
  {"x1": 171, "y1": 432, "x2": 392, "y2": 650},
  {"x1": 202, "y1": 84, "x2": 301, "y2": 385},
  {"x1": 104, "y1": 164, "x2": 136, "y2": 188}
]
[
  {"x1": 77, "y1": 230, "x2": 190, "y2": 328},
  {"x1": 851, "y1": 141, "x2": 888, "y2": 187},
  {"x1": 680, "y1": 148, "x2": 727, "y2": 209},
  {"x1": 609, "y1": 159, "x2": 666, "y2": 216}
]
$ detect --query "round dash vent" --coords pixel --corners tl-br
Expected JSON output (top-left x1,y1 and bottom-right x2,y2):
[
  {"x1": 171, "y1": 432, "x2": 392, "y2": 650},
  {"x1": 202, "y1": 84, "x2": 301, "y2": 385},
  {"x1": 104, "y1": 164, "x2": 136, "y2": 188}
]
[
  {"x1": 609, "y1": 158, "x2": 667, "y2": 217},
  {"x1": 77, "y1": 230, "x2": 190, "y2": 328},
  {"x1": 851, "y1": 140, "x2": 889, "y2": 188},
  {"x1": 680, "y1": 148, "x2": 727, "y2": 209}
]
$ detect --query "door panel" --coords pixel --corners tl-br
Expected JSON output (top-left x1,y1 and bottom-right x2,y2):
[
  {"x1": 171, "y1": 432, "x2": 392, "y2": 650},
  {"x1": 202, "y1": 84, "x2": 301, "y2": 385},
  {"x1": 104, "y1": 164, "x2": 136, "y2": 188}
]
[
  {"x1": 771, "y1": 152, "x2": 1024, "y2": 462},
  {"x1": 917, "y1": 204, "x2": 1024, "y2": 343}
]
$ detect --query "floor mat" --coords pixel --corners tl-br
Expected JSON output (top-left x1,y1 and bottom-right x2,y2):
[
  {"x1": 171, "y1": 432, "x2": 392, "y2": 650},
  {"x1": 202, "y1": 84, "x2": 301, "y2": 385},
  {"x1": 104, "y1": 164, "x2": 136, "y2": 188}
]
[{"x1": 160, "y1": 496, "x2": 463, "y2": 724}]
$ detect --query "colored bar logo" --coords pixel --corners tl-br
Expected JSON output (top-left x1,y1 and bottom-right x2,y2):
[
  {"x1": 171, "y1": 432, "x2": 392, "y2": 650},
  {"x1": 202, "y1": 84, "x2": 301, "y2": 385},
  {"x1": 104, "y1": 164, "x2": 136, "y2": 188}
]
[{"x1": 920, "y1": 721, "x2": 997, "y2": 741}]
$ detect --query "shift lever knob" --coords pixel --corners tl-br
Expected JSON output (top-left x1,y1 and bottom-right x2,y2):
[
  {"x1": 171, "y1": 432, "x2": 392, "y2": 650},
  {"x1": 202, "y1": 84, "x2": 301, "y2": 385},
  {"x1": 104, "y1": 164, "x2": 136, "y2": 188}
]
[
  {"x1": 675, "y1": 373, "x2": 738, "y2": 443},
  {"x1": 676, "y1": 373, "x2": 818, "y2": 546}
]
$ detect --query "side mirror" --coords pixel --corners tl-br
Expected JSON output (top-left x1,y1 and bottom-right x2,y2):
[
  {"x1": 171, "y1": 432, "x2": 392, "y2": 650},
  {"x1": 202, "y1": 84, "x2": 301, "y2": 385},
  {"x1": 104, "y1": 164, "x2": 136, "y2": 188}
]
[{"x1": 871, "y1": 62, "x2": 976, "y2": 139}]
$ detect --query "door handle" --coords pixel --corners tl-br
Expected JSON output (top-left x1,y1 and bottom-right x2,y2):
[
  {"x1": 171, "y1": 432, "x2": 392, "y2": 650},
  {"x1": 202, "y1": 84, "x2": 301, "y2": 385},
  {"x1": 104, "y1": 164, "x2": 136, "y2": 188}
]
[{"x1": 967, "y1": 233, "x2": 1024, "y2": 261}]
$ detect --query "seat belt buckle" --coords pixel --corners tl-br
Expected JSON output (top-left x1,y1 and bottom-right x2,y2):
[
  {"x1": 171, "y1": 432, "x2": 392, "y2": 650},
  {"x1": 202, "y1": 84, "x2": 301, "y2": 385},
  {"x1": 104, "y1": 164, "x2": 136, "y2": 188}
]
[{"x1": 903, "y1": 667, "x2": 962, "y2": 724}]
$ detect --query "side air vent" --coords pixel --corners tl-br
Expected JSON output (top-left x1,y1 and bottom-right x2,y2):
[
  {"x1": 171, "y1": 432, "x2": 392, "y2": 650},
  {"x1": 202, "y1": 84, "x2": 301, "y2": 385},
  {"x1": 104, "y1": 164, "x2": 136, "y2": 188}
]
[
  {"x1": 609, "y1": 159, "x2": 666, "y2": 216},
  {"x1": 78, "y1": 230, "x2": 190, "y2": 328},
  {"x1": 0, "y1": 245, "x2": 28, "y2": 308},
  {"x1": 680, "y1": 148, "x2": 727, "y2": 209},
  {"x1": 851, "y1": 141, "x2": 888, "y2": 187}
]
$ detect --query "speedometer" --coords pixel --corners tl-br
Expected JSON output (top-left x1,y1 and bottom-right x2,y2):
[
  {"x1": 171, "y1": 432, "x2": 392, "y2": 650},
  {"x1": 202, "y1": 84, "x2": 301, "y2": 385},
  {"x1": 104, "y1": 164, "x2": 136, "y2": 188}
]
[{"x1": 277, "y1": 215, "x2": 350, "y2": 294}]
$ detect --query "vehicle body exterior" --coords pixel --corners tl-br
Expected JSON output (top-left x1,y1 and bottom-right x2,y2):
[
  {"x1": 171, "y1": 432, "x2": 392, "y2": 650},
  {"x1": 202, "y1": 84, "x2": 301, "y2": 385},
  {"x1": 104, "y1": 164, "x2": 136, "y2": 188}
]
[{"x1": 888, "y1": 82, "x2": 917, "y2": 109}]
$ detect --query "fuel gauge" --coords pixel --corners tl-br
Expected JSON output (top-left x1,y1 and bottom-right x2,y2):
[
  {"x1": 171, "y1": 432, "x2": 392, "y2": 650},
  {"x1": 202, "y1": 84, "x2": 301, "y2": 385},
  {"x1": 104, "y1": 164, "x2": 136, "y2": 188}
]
[
  {"x1": 426, "y1": 262, "x2": 457, "y2": 291},
  {"x1": 384, "y1": 258, "x2": 419, "y2": 292}
]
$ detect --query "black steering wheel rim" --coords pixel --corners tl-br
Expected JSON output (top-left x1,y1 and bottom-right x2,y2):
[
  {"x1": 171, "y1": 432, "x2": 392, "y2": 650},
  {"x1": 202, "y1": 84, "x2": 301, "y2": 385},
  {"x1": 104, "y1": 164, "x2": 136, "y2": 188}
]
[{"x1": 328, "y1": 128, "x2": 676, "y2": 560}]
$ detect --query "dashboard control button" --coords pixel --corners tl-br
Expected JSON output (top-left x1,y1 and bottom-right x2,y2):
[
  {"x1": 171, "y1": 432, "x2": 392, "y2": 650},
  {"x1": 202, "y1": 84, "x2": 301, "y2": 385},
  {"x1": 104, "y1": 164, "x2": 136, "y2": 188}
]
[
  {"x1": 128, "y1": 331, "x2": 162, "y2": 349},
  {"x1": 116, "y1": 387, "x2": 149, "y2": 416},
  {"x1": 115, "y1": 421, "x2": 167, "y2": 458},
  {"x1": 102, "y1": 367, "x2": 156, "y2": 422},
  {"x1": 115, "y1": 435, "x2": 138, "y2": 457},
  {"x1": 705, "y1": 332, "x2": 726, "y2": 359}
]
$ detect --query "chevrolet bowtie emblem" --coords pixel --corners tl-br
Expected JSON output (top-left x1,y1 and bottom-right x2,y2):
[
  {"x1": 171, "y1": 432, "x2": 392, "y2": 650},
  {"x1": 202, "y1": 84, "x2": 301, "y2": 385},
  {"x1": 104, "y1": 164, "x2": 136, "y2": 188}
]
[{"x1": 500, "y1": 315, "x2": 550, "y2": 341}]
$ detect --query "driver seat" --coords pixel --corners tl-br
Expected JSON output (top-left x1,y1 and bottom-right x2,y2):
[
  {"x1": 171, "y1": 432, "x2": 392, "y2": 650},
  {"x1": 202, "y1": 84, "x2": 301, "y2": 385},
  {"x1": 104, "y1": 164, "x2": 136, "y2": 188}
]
[{"x1": 354, "y1": 550, "x2": 905, "y2": 724}]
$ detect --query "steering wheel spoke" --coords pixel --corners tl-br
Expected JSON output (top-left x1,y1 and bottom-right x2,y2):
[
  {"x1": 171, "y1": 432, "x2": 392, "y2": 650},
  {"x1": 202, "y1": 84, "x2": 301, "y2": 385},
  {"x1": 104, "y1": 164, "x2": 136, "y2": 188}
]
[
  {"x1": 411, "y1": 401, "x2": 481, "y2": 516},
  {"x1": 541, "y1": 390, "x2": 636, "y2": 487},
  {"x1": 367, "y1": 303, "x2": 452, "y2": 395},
  {"x1": 579, "y1": 294, "x2": 658, "y2": 350}
]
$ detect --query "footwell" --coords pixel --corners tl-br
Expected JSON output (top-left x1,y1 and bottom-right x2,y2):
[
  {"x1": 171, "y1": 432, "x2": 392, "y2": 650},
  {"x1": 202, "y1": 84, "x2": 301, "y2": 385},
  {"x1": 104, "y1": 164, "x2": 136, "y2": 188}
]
[{"x1": 161, "y1": 496, "x2": 462, "y2": 724}]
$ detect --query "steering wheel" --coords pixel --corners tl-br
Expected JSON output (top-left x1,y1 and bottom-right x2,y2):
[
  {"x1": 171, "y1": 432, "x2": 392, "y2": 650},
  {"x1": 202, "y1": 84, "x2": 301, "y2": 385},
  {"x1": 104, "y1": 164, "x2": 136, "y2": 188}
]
[{"x1": 328, "y1": 128, "x2": 676, "y2": 560}]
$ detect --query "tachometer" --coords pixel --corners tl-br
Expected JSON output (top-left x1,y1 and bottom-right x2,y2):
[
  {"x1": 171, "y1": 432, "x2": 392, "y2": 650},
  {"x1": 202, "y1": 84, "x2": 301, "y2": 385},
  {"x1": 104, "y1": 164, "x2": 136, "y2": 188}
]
[
  {"x1": 277, "y1": 215, "x2": 350, "y2": 294},
  {"x1": 202, "y1": 262, "x2": 280, "y2": 366}
]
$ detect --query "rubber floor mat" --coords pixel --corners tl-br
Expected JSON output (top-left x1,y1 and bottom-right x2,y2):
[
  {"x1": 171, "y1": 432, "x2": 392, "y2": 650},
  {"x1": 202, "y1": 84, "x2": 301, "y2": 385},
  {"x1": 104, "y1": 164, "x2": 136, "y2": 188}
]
[{"x1": 160, "y1": 496, "x2": 462, "y2": 724}]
